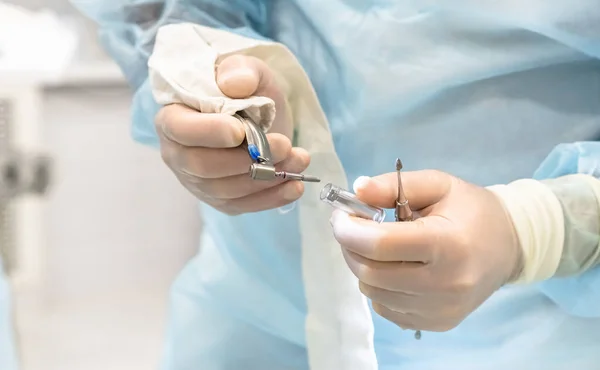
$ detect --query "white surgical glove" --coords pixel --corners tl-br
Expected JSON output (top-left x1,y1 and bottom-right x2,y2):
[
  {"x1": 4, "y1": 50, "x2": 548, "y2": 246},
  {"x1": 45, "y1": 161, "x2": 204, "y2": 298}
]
[
  {"x1": 330, "y1": 170, "x2": 600, "y2": 332},
  {"x1": 488, "y1": 174, "x2": 600, "y2": 282},
  {"x1": 330, "y1": 170, "x2": 523, "y2": 332},
  {"x1": 154, "y1": 55, "x2": 309, "y2": 215}
]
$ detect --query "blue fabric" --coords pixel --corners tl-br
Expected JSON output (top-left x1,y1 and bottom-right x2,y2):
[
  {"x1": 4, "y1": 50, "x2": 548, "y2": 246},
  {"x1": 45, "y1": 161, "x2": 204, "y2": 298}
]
[
  {"x1": 72, "y1": 1, "x2": 600, "y2": 369},
  {"x1": 534, "y1": 142, "x2": 600, "y2": 318},
  {"x1": 0, "y1": 261, "x2": 18, "y2": 370}
]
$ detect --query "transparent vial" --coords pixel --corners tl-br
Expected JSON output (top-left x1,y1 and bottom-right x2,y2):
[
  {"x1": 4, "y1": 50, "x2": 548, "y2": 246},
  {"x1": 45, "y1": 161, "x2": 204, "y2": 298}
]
[{"x1": 320, "y1": 183, "x2": 385, "y2": 223}]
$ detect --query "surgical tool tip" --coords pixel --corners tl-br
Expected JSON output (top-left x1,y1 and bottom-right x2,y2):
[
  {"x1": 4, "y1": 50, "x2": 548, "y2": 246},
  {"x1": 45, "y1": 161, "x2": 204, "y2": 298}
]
[
  {"x1": 275, "y1": 171, "x2": 321, "y2": 183},
  {"x1": 303, "y1": 176, "x2": 322, "y2": 183},
  {"x1": 396, "y1": 158, "x2": 403, "y2": 171}
]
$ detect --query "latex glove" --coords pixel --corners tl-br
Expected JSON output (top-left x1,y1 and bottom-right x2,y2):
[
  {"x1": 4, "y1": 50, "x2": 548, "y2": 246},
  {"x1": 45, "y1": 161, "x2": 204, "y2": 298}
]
[
  {"x1": 155, "y1": 55, "x2": 309, "y2": 215},
  {"x1": 330, "y1": 170, "x2": 523, "y2": 332}
]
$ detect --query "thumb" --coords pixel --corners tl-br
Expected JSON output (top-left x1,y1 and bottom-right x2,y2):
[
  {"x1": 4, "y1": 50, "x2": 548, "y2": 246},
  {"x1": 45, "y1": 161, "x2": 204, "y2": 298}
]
[
  {"x1": 216, "y1": 54, "x2": 274, "y2": 99},
  {"x1": 216, "y1": 54, "x2": 291, "y2": 138},
  {"x1": 353, "y1": 170, "x2": 453, "y2": 210}
]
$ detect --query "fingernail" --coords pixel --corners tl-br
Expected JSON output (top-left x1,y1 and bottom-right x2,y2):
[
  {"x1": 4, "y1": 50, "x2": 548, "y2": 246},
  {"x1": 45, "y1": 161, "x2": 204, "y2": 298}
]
[
  {"x1": 218, "y1": 67, "x2": 257, "y2": 85},
  {"x1": 330, "y1": 210, "x2": 346, "y2": 226},
  {"x1": 225, "y1": 120, "x2": 246, "y2": 147},
  {"x1": 353, "y1": 176, "x2": 371, "y2": 193},
  {"x1": 329, "y1": 210, "x2": 340, "y2": 226}
]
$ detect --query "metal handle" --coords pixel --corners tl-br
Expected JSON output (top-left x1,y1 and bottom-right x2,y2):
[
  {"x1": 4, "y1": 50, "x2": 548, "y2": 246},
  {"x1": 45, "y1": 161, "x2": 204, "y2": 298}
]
[
  {"x1": 234, "y1": 112, "x2": 321, "y2": 183},
  {"x1": 235, "y1": 113, "x2": 273, "y2": 166}
]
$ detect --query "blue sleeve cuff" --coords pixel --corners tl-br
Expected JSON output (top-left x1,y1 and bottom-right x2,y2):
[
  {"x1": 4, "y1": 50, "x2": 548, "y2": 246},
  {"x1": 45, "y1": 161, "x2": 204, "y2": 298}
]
[{"x1": 533, "y1": 141, "x2": 600, "y2": 317}]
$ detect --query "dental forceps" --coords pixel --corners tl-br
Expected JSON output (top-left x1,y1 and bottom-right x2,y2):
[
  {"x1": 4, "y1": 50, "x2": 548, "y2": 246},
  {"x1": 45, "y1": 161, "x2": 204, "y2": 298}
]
[{"x1": 234, "y1": 113, "x2": 320, "y2": 183}]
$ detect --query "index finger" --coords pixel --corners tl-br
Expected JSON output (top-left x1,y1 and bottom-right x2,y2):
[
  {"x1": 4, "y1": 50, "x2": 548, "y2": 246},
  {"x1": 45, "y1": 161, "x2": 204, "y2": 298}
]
[
  {"x1": 156, "y1": 104, "x2": 245, "y2": 148},
  {"x1": 353, "y1": 170, "x2": 451, "y2": 210},
  {"x1": 330, "y1": 210, "x2": 439, "y2": 262}
]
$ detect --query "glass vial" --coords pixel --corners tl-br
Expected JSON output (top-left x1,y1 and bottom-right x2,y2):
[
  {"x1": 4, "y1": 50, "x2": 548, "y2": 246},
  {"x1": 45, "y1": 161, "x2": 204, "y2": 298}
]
[{"x1": 320, "y1": 183, "x2": 385, "y2": 223}]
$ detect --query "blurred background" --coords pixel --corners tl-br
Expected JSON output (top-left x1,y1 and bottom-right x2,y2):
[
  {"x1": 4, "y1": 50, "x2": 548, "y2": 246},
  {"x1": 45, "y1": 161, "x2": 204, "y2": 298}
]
[{"x1": 0, "y1": 1, "x2": 200, "y2": 369}]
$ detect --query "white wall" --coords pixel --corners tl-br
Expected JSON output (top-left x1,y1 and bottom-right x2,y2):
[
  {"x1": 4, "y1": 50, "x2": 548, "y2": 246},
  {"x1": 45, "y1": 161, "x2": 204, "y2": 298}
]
[
  {"x1": 6, "y1": 0, "x2": 115, "y2": 64},
  {"x1": 6, "y1": 3, "x2": 203, "y2": 368},
  {"x1": 13, "y1": 85, "x2": 200, "y2": 370},
  {"x1": 42, "y1": 85, "x2": 200, "y2": 302}
]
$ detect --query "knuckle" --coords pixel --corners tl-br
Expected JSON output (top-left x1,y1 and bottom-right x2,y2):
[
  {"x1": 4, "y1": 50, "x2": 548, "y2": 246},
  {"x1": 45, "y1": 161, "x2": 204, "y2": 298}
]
[
  {"x1": 388, "y1": 315, "x2": 416, "y2": 331},
  {"x1": 432, "y1": 318, "x2": 462, "y2": 332},
  {"x1": 207, "y1": 196, "x2": 227, "y2": 208},
  {"x1": 154, "y1": 106, "x2": 168, "y2": 128},
  {"x1": 452, "y1": 273, "x2": 478, "y2": 296},
  {"x1": 159, "y1": 142, "x2": 179, "y2": 168},
  {"x1": 186, "y1": 187, "x2": 208, "y2": 202},
  {"x1": 370, "y1": 241, "x2": 387, "y2": 261},
  {"x1": 304, "y1": 151, "x2": 311, "y2": 167},
  {"x1": 222, "y1": 209, "x2": 241, "y2": 216},
  {"x1": 160, "y1": 147, "x2": 172, "y2": 165},
  {"x1": 444, "y1": 305, "x2": 466, "y2": 324},
  {"x1": 427, "y1": 169, "x2": 446, "y2": 178},
  {"x1": 269, "y1": 134, "x2": 292, "y2": 161},
  {"x1": 294, "y1": 149, "x2": 310, "y2": 170},
  {"x1": 184, "y1": 157, "x2": 211, "y2": 178},
  {"x1": 217, "y1": 201, "x2": 241, "y2": 216},
  {"x1": 155, "y1": 105, "x2": 177, "y2": 136},
  {"x1": 358, "y1": 282, "x2": 375, "y2": 299},
  {"x1": 372, "y1": 302, "x2": 387, "y2": 317},
  {"x1": 179, "y1": 171, "x2": 205, "y2": 188},
  {"x1": 453, "y1": 231, "x2": 471, "y2": 251},
  {"x1": 282, "y1": 181, "x2": 303, "y2": 201},
  {"x1": 332, "y1": 226, "x2": 345, "y2": 244},
  {"x1": 426, "y1": 169, "x2": 450, "y2": 183},
  {"x1": 397, "y1": 321, "x2": 418, "y2": 331},
  {"x1": 357, "y1": 263, "x2": 379, "y2": 286}
]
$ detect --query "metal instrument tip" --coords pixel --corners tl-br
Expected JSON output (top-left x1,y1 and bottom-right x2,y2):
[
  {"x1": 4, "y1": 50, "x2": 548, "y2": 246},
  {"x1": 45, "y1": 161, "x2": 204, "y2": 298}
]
[
  {"x1": 275, "y1": 171, "x2": 321, "y2": 183},
  {"x1": 396, "y1": 158, "x2": 403, "y2": 171},
  {"x1": 302, "y1": 175, "x2": 321, "y2": 183}
]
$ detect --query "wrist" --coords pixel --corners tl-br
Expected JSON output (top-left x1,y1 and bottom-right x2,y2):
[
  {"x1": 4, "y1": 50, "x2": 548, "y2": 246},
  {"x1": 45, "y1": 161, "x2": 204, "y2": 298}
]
[
  {"x1": 486, "y1": 188, "x2": 524, "y2": 284},
  {"x1": 486, "y1": 179, "x2": 565, "y2": 284}
]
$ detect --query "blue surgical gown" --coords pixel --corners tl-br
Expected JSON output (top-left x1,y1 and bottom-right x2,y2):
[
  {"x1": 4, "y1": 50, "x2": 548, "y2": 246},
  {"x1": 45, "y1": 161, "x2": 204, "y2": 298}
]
[{"x1": 70, "y1": 1, "x2": 600, "y2": 369}]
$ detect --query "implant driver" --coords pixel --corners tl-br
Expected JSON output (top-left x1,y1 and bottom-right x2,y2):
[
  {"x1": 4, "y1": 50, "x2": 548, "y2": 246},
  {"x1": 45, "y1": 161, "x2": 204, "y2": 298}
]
[{"x1": 395, "y1": 159, "x2": 420, "y2": 340}]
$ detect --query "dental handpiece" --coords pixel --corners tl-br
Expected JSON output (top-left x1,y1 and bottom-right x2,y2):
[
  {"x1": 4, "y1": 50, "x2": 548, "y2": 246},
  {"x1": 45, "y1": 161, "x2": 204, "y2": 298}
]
[{"x1": 235, "y1": 113, "x2": 321, "y2": 183}]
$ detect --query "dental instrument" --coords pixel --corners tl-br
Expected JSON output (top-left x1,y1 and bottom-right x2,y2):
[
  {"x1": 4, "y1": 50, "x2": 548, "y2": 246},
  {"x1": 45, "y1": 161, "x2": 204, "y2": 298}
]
[
  {"x1": 394, "y1": 159, "x2": 421, "y2": 340},
  {"x1": 235, "y1": 113, "x2": 321, "y2": 183},
  {"x1": 321, "y1": 159, "x2": 422, "y2": 340},
  {"x1": 320, "y1": 183, "x2": 386, "y2": 223}
]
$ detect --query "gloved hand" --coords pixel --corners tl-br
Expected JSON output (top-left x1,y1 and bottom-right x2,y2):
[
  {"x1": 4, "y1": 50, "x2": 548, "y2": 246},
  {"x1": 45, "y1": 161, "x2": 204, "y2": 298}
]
[
  {"x1": 155, "y1": 55, "x2": 309, "y2": 215},
  {"x1": 330, "y1": 170, "x2": 524, "y2": 332}
]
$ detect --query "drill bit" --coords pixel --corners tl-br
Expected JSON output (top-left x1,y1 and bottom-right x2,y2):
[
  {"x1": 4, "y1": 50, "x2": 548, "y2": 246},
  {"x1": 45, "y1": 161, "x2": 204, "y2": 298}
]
[
  {"x1": 395, "y1": 159, "x2": 420, "y2": 341},
  {"x1": 275, "y1": 171, "x2": 321, "y2": 183},
  {"x1": 395, "y1": 159, "x2": 413, "y2": 222}
]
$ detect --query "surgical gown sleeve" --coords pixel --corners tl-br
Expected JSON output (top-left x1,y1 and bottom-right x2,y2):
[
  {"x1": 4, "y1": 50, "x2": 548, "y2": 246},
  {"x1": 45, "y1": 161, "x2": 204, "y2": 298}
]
[
  {"x1": 69, "y1": 0, "x2": 272, "y2": 147},
  {"x1": 489, "y1": 142, "x2": 600, "y2": 318},
  {"x1": 534, "y1": 142, "x2": 600, "y2": 318}
]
